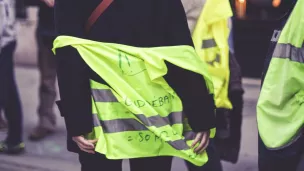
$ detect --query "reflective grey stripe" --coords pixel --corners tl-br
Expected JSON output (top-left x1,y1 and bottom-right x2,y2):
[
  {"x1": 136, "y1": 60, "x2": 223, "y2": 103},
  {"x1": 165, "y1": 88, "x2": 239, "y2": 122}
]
[
  {"x1": 91, "y1": 89, "x2": 118, "y2": 102},
  {"x1": 202, "y1": 39, "x2": 217, "y2": 49},
  {"x1": 93, "y1": 112, "x2": 183, "y2": 133},
  {"x1": 168, "y1": 140, "x2": 190, "y2": 150},
  {"x1": 183, "y1": 131, "x2": 196, "y2": 140},
  {"x1": 167, "y1": 131, "x2": 197, "y2": 150},
  {"x1": 92, "y1": 114, "x2": 101, "y2": 126},
  {"x1": 273, "y1": 43, "x2": 304, "y2": 63},
  {"x1": 92, "y1": 114, "x2": 196, "y2": 151},
  {"x1": 136, "y1": 112, "x2": 183, "y2": 127},
  {"x1": 101, "y1": 118, "x2": 148, "y2": 133},
  {"x1": 207, "y1": 54, "x2": 220, "y2": 66}
]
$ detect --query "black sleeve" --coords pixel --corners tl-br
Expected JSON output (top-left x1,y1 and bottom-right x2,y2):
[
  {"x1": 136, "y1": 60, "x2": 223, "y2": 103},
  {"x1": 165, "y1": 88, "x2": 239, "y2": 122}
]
[
  {"x1": 54, "y1": 0, "x2": 93, "y2": 137},
  {"x1": 164, "y1": 0, "x2": 216, "y2": 132}
]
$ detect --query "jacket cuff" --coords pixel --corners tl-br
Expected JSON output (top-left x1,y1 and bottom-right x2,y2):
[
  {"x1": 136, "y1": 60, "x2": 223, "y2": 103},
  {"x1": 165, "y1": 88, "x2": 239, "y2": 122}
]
[
  {"x1": 56, "y1": 100, "x2": 93, "y2": 137},
  {"x1": 189, "y1": 94, "x2": 216, "y2": 132}
]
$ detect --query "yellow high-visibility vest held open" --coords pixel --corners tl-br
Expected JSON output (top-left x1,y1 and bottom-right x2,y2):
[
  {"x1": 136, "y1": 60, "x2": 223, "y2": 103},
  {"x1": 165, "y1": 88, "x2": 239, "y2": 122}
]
[{"x1": 53, "y1": 36, "x2": 216, "y2": 166}]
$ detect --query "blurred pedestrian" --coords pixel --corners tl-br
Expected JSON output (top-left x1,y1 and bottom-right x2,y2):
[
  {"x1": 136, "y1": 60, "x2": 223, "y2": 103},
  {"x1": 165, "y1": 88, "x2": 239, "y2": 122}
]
[
  {"x1": 0, "y1": 0, "x2": 28, "y2": 133},
  {"x1": 25, "y1": 0, "x2": 57, "y2": 141},
  {"x1": 0, "y1": 0, "x2": 25, "y2": 154},
  {"x1": 215, "y1": 17, "x2": 244, "y2": 164},
  {"x1": 182, "y1": 0, "x2": 244, "y2": 170},
  {"x1": 54, "y1": 0, "x2": 216, "y2": 170}
]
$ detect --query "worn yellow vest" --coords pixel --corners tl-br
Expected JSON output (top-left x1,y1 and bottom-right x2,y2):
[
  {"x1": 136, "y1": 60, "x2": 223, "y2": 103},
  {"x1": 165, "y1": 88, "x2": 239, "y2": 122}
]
[
  {"x1": 257, "y1": 0, "x2": 304, "y2": 149},
  {"x1": 192, "y1": 0, "x2": 233, "y2": 109},
  {"x1": 53, "y1": 36, "x2": 215, "y2": 166}
]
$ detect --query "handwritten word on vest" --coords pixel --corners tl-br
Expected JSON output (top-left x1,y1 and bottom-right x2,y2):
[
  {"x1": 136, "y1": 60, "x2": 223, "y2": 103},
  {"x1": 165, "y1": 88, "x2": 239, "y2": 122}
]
[{"x1": 124, "y1": 93, "x2": 175, "y2": 108}]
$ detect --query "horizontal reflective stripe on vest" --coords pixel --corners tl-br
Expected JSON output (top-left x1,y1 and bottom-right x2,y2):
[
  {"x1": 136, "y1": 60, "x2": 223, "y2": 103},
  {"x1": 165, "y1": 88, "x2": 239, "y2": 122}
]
[
  {"x1": 91, "y1": 89, "x2": 118, "y2": 102},
  {"x1": 93, "y1": 112, "x2": 183, "y2": 133},
  {"x1": 92, "y1": 114, "x2": 196, "y2": 150},
  {"x1": 183, "y1": 131, "x2": 196, "y2": 140},
  {"x1": 202, "y1": 39, "x2": 217, "y2": 49},
  {"x1": 273, "y1": 43, "x2": 304, "y2": 63},
  {"x1": 169, "y1": 139, "x2": 190, "y2": 150}
]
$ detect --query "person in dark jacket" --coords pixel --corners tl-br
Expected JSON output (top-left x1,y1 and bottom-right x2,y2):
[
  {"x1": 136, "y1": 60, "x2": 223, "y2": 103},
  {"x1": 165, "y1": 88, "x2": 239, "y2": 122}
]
[
  {"x1": 54, "y1": 0, "x2": 216, "y2": 170},
  {"x1": 258, "y1": 1, "x2": 302, "y2": 171}
]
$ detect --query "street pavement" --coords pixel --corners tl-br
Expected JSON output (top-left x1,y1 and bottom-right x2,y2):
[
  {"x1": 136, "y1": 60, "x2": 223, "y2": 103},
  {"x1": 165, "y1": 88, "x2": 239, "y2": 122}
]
[{"x1": 0, "y1": 8, "x2": 260, "y2": 171}]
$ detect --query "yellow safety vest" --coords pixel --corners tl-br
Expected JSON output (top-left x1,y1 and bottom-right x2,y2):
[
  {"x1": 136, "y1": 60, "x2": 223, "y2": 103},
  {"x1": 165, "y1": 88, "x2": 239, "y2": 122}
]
[
  {"x1": 257, "y1": 0, "x2": 304, "y2": 149},
  {"x1": 192, "y1": 0, "x2": 233, "y2": 109},
  {"x1": 53, "y1": 36, "x2": 215, "y2": 166}
]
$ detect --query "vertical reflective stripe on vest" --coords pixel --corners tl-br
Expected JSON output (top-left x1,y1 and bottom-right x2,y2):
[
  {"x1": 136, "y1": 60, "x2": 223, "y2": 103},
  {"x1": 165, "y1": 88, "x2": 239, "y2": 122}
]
[
  {"x1": 257, "y1": 0, "x2": 304, "y2": 149},
  {"x1": 192, "y1": 0, "x2": 233, "y2": 109},
  {"x1": 53, "y1": 36, "x2": 215, "y2": 166}
]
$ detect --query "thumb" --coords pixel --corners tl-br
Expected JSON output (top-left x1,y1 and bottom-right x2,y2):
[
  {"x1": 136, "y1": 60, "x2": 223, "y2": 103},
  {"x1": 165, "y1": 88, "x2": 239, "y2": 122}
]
[{"x1": 88, "y1": 139, "x2": 98, "y2": 144}]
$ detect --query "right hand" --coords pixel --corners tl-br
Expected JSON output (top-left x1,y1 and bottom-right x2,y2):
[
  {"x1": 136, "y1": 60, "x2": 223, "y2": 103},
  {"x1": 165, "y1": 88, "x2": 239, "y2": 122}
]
[
  {"x1": 72, "y1": 136, "x2": 98, "y2": 154},
  {"x1": 191, "y1": 131, "x2": 210, "y2": 154},
  {"x1": 40, "y1": 0, "x2": 55, "y2": 7}
]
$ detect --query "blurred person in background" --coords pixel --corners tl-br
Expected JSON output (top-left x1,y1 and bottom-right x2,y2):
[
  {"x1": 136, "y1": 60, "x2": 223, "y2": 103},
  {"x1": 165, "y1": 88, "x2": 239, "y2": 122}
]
[
  {"x1": 216, "y1": 17, "x2": 244, "y2": 165},
  {"x1": 182, "y1": 0, "x2": 244, "y2": 170},
  {"x1": 25, "y1": 0, "x2": 56, "y2": 141},
  {"x1": 0, "y1": 0, "x2": 25, "y2": 154},
  {"x1": 0, "y1": 0, "x2": 29, "y2": 131},
  {"x1": 0, "y1": 0, "x2": 6, "y2": 131}
]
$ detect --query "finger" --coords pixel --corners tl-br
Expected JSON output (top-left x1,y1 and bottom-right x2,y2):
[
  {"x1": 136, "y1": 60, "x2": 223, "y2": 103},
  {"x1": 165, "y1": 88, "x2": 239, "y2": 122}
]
[
  {"x1": 44, "y1": 0, "x2": 51, "y2": 6},
  {"x1": 197, "y1": 140, "x2": 210, "y2": 154},
  {"x1": 198, "y1": 139, "x2": 210, "y2": 154},
  {"x1": 79, "y1": 146, "x2": 95, "y2": 154},
  {"x1": 49, "y1": 0, "x2": 55, "y2": 7},
  {"x1": 45, "y1": 0, "x2": 54, "y2": 7},
  {"x1": 77, "y1": 142, "x2": 94, "y2": 150},
  {"x1": 191, "y1": 133, "x2": 202, "y2": 148},
  {"x1": 76, "y1": 137, "x2": 95, "y2": 149},
  {"x1": 194, "y1": 132, "x2": 208, "y2": 152},
  {"x1": 88, "y1": 139, "x2": 98, "y2": 144},
  {"x1": 194, "y1": 133, "x2": 209, "y2": 153}
]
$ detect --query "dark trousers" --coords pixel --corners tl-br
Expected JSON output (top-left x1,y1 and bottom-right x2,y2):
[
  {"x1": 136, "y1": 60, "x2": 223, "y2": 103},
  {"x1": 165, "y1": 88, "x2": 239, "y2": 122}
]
[
  {"x1": 215, "y1": 91, "x2": 243, "y2": 164},
  {"x1": 0, "y1": 41, "x2": 23, "y2": 144},
  {"x1": 186, "y1": 140, "x2": 223, "y2": 171},
  {"x1": 258, "y1": 134, "x2": 304, "y2": 171},
  {"x1": 79, "y1": 152, "x2": 173, "y2": 171}
]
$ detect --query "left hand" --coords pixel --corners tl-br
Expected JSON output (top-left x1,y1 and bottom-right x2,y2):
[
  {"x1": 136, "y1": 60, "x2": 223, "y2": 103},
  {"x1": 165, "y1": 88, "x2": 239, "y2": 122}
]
[
  {"x1": 191, "y1": 131, "x2": 210, "y2": 154},
  {"x1": 41, "y1": 0, "x2": 54, "y2": 7}
]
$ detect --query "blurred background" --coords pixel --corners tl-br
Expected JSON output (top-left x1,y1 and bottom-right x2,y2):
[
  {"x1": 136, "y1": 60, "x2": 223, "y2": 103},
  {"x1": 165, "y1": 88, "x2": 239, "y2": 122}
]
[{"x1": 232, "y1": 0, "x2": 291, "y2": 77}]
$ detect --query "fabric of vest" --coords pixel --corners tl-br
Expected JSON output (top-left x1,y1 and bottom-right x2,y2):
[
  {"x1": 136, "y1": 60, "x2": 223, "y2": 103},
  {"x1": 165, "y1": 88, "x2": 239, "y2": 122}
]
[
  {"x1": 192, "y1": 0, "x2": 233, "y2": 109},
  {"x1": 53, "y1": 36, "x2": 216, "y2": 166},
  {"x1": 257, "y1": 0, "x2": 304, "y2": 150}
]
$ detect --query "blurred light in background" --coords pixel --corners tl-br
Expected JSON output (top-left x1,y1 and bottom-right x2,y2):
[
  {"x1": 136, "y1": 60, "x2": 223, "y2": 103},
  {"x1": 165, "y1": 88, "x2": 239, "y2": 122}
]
[
  {"x1": 272, "y1": 0, "x2": 281, "y2": 7},
  {"x1": 235, "y1": 0, "x2": 247, "y2": 18}
]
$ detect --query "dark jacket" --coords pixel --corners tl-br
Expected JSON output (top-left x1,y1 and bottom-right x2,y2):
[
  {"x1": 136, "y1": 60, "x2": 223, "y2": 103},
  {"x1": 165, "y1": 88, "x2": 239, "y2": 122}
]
[
  {"x1": 54, "y1": 0, "x2": 216, "y2": 153},
  {"x1": 261, "y1": 3, "x2": 295, "y2": 86}
]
